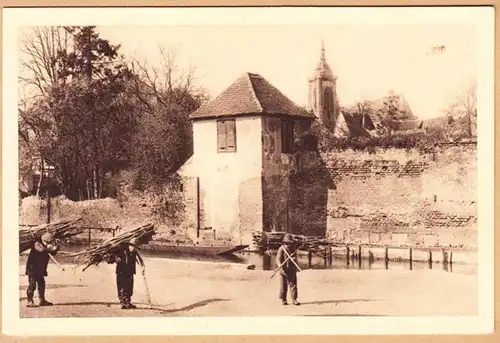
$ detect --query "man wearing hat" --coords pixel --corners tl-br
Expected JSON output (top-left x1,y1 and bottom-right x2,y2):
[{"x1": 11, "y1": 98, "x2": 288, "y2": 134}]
[
  {"x1": 104, "y1": 238, "x2": 145, "y2": 309},
  {"x1": 275, "y1": 233, "x2": 300, "y2": 306},
  {"x1": 25, "y1": 232, "x2": 59, "y2": 307}
]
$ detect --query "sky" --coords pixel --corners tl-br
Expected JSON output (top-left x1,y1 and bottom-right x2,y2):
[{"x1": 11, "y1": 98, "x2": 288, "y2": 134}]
[{"x1": 19, "y1": 24, "x2": 478, "y2": 120}]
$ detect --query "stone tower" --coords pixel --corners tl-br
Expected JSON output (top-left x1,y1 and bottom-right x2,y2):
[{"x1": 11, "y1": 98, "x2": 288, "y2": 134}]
[{"x1": 308, "y1": 41, "x2": 340, "y2": 130}]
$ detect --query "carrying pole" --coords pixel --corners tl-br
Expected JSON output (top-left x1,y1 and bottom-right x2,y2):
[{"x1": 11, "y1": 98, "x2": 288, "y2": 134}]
[
  {"x1": 141, "y1": 269, "x2": 153, "y2": 309},
  {"x1": 49, "y1": 253, "x2": 65, "y2": 271}
]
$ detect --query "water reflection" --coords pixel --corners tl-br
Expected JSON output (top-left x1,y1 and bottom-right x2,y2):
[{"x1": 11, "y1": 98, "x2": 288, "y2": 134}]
[
  {"x1": 237, "y1": 251, "x2": 475, "y2": 275},
  {"x1": 21, "y1": 244, "x2": 473, "y2": 275}
]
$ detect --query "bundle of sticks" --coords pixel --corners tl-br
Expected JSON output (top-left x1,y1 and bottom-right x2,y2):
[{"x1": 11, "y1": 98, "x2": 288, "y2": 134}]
[
  {"x1": 252, "y1": 231, "x2": 340, "y2": 252},
  {"x1": 19, "y1": 217, "x2": 84, "y2": 254},
  {"x1": 70, "y1": 223, "x2": 156, "y2": 271}
]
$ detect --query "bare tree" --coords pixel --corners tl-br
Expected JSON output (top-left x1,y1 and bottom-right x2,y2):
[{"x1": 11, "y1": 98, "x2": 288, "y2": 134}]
[
  {"x1": 127, "y1": 45, "x2": 208, "y2": 188},
  {"x1": 19, "y1": 27, "x2": 73, "y2": 100},
  {"x1": 446, "y1": 80, "x2": 477, "y2": 139}
]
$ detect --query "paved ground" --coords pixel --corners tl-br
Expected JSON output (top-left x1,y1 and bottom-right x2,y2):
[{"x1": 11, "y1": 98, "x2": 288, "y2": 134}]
[{"x1": 19, "y1": 256, "x2": 477, "y2": 318}]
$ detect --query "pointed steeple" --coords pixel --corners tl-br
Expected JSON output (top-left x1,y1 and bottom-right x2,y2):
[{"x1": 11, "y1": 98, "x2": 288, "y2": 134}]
[{"x1": 313, "y1": 41, "x2": 334, "y2": 80}]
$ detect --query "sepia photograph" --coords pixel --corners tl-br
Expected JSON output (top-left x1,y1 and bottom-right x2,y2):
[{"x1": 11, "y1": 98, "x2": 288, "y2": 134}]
[{"x1": 2, "y1": 6, "x2": 495, "y2": 336}]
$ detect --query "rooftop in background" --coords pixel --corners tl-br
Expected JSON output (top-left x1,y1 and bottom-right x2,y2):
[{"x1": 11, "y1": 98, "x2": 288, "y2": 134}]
[{"x1": 189, "y1": 73, "x2": 314, "y2": 120}]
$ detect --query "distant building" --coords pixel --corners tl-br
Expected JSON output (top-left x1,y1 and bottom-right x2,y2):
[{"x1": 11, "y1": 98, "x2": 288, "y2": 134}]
[
  {"x1": 307, "y1": 41, "x2": 340, "y2": 131},
  {"x1": 307, "y1": 43, "x2": 425, "y2": 139}
]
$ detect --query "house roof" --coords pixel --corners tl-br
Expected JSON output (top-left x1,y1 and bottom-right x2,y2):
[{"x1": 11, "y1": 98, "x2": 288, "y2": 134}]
[
  {"x1": 422, "y1": 116, "x2": 451, "y2": 128},
  {"x1": 189, "y1": 73, "x2": 314, "y2": 120},
  {"x1": 340, "y1": 113, "x2": 372, "y2": 137},
  {"x1": 396, "y1": 120, "x2": 424, "y2": 131}
]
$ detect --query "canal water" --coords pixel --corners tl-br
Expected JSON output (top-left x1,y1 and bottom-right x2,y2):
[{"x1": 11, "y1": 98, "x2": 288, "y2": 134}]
[{"x1": 31, "y1": 244, "x2": 477, "y2": 276}]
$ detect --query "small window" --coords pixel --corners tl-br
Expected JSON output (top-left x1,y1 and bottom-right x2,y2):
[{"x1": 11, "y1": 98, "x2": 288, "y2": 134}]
[
  {"x1": 281, "y1": 120, "x2": 295, "y2": 154},
  {"x1": 217, "y1": 119, "x2": 236, "y2": 152}
]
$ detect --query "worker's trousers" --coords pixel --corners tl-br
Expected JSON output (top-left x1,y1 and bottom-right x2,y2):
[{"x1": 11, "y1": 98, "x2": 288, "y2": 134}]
[{"x1": 279, "y1": 273, "x2": 298, "y2": 301}]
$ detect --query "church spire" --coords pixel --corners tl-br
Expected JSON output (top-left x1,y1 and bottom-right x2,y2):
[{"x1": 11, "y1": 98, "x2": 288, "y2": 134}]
[{"x1": 313, "y1": 40, "x2": 334, "y2": 80}]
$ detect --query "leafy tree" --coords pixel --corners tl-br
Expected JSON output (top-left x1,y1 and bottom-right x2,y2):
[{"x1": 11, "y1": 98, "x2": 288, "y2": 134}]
[
  {"x1": 374, "y1": 91, "x2": 416, "y2": 137},
  {"x1": 19, "y1": 26, "x2": 137, "y2": 200}
]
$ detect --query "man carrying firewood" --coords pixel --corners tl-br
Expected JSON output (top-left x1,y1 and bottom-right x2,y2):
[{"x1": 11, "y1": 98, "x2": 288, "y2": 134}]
[
  {"x1": 25, "y1": 232, "x2": 59, "y2": 307},
  {"x1": 104, "y1": 238, "x2": 145, "y2": 309},
  {"x1": 276, "y1": 233, "x2": 301, "y2": 306}
]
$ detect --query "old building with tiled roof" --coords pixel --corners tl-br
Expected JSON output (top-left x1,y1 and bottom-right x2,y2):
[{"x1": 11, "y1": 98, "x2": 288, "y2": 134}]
[{"x1": 179, "y1": 72, "x2": 326, "y2": 245}]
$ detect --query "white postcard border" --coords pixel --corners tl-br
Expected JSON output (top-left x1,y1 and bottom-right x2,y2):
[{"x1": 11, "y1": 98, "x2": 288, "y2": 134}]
[{"x1": 2, "y1": 6, "x2": 495, "y2": 336}]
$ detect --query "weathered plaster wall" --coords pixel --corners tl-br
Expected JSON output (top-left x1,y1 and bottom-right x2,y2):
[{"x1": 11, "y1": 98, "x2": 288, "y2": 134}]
[
  {"x1": 179, "y1": 117, "x2": 263, "y2": 244},
  {"x1": 260, "y1": 117, "x2": 329, "y2": 236},
  {"x1": 261, "y1": 117, "x2": 293, "y2": 233}
]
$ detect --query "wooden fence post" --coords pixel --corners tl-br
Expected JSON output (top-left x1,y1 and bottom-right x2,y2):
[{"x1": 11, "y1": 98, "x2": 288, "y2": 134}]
[
  {"x1": 346, "y1": 245, "x2": 350, "y2": 267},
  {"x1": 358, "y1": 245, "x2": 362, "y2": 269},
  {"x1": 409, "y1": 247, "x2": 413, "y2": 271},
  {"x1": 428, "y1": 249, "x2": 433, "y2": 269},
  {"x1": 384, "y1": 246, "x2": 389, "y2": 269},
  {"x1": 308, "y1": 250, "x2": 312, "y2": 269},
  {"x1": 88, "y1": 228, "x2": 91, "y2": 247}
]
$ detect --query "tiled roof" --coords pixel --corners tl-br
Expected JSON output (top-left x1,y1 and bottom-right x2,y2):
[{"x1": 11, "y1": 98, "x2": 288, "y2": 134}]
[
  {"x1": 342, "y1": 113, "x2": 371, "y2": 137},
  {"x1": 189, "y1": 73, "x2": 313, "y2": 120},
  {"x1": 396, "y1": 120, "x2": 424, "y2": 131}
]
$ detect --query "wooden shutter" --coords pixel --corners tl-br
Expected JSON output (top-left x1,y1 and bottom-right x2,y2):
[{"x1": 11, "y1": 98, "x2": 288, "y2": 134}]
[
  {"x1": 217, "y1": 120, "x2": 227, "y2": 152},
  {"x1": 226, "y1": 120, "x2": 236, "y2": 152}
]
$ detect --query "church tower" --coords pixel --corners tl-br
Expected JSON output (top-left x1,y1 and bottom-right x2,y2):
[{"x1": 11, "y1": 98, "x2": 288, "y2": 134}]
[{"x1": 308, "y1": 42, "x2": 339, "y2": 130}]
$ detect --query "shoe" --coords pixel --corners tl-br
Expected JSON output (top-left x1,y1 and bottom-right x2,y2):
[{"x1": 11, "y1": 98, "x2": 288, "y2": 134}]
[
  {"x1": 128, "y1": 303, "x2": 137, "y2": 309},
  {"x1": 27, "y1": 300, "x2": 37, "y2": 308},
  {"x1": 121, "y1": 304, "x2": 130, "y2": 310},
  {"x1": 281, "y1": 300, "x2": 288, "y2": 305},
  {"x1": 293, "y1": 301, "x2": 301, "y2": 306},
  {"x1": 39, "y1": 300, "x2": 53, "y2": 307}
]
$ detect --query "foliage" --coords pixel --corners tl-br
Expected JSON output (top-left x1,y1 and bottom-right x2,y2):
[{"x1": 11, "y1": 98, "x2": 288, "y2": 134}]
[
  {"x1": 128, "y1": 46, "x2": 208, "y2": 190},
  {"x1": 19, "y1": 26, "x2": 138, "y2": 200},
  {"x1": 445, "y1": 81, "x2": 477, "y2": 139}
]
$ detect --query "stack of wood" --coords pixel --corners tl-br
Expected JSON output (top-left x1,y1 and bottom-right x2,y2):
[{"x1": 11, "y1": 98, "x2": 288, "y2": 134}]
[
  {"x1": 19, "y1": 217, "x2": 84, "y2": 254},
  {"x1": 70, "y1": 223, "x2": 156, "y2": 271},
  {"x1": 252, "y1": 231, "x2": 340, "y2": 252}
]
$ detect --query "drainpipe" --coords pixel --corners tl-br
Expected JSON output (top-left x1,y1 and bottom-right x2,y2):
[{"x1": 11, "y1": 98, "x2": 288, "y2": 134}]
[{"x1": 196, "y1": 177, "x2": 201, "y2": 239}]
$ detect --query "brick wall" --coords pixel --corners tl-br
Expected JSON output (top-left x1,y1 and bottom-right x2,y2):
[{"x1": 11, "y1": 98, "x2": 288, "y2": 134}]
[{"x1": 306, "y1": 143, "x2": 477, "y2": 248}]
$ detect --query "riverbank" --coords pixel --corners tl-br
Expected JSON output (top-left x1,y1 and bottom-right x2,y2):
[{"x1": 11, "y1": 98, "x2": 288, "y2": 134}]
[{"x1": 19, "y1": 256, "x2": 477, "y2": 318}]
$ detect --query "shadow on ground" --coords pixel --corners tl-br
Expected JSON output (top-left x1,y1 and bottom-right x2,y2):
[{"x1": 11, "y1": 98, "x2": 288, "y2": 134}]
[
  {"x1": 300, "y1": 299, "x2": 377, "y2": 306},
  {"x1": 19, "y1": 298, "x2": 230, "y2": 315},
  {"x1": 155, "y1": 298, "x2": 230, "y2": 314},
  {"x1": 299, "y1": 314, "x2": 387, "y2": 317},
  {"x1": 19, "y1": 284, "x2": 87, "y2": 291}
]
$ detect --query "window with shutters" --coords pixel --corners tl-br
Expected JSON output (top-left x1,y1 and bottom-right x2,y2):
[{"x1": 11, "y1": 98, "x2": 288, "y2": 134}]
[
  {"x1": 281, "y1": 120, "x2": 295, "y2": 154},
  {"x1": 217, "y1": 119, "x2": 236, "y2": 153}
]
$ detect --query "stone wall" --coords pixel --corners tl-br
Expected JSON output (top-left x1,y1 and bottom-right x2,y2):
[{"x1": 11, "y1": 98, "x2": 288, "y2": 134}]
[
  {"x1": 314, "y1": 142, "x2": 477, "y2": 248},
  {"x1": 261, "y1": 117, "x2": 317, "y2": 235}
]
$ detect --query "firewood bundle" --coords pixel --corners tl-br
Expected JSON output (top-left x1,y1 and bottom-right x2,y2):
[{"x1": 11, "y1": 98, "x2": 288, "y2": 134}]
[
  {"x1": 70, "y1": 223, "x2": 156, "y2": 271},
  {"x1": 252, "y1": 231, "x2": 339, "y2": 252},
  {"x1": 19, "y1": 218, "x2": 84, "y2": 254}
]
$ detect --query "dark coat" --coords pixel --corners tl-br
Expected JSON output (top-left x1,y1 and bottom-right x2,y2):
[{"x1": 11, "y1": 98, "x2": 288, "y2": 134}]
[
  {"x1": 25, "y1": 241, "x2": 59, "y2": 277},
  {"x1": 108, "y1": 247, "x2": 144, "y2": 276},
  {"x1": 276, "y1": 244, "x2": 299, "y2": 276}
]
